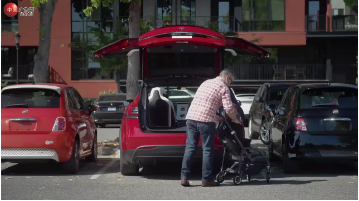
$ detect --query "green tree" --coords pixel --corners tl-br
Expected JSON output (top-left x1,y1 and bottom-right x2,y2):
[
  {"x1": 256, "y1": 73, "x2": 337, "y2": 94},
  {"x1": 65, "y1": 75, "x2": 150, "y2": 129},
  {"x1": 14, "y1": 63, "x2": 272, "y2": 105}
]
[
  {"x1": 72, "y1": 21, "x2": 128, "y2": 93},
  {"x1": 31, "y1": 0, "x2": 58, "y2": 83},
  {"x1": 85, "y1": 0, "x2": 141, "y2": 100},
  {"x1": 344, "y1": 0, "x2": 357, "y2": 7}
]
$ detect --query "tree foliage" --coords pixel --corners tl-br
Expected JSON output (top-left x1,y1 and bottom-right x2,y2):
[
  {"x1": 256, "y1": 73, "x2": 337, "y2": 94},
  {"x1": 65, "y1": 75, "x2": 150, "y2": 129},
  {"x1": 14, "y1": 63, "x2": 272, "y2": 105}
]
[{"x1": 344, "y1": 0, "x2": 357, "y2": 7}]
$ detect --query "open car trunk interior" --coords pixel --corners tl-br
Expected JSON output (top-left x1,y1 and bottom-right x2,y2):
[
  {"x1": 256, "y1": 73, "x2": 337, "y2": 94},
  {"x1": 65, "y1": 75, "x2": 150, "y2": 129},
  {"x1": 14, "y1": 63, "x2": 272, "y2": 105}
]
[{"x1": 139, "y1": 43, "x2": 217, "y2": 133}]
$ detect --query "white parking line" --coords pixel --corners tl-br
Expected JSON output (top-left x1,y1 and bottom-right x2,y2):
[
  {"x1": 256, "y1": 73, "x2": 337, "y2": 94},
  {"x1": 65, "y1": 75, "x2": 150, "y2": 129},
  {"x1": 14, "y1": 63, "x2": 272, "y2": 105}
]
[{"x1": 90, "y1": 159, "x2": 117, "y2": 180}]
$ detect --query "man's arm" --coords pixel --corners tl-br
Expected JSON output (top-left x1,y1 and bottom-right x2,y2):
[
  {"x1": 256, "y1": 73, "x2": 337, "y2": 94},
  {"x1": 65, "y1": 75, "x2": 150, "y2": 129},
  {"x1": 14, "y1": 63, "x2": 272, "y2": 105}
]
[{"x1": 221, "y1": 87, "x2": 241, "y2": 124}]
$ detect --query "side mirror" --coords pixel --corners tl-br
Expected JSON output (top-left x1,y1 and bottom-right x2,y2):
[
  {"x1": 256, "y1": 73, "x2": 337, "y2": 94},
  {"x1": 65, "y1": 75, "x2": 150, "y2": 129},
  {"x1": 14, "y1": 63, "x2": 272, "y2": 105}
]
[{"x1": 87, "y1": 104, "x2": 96, "y2": 114}]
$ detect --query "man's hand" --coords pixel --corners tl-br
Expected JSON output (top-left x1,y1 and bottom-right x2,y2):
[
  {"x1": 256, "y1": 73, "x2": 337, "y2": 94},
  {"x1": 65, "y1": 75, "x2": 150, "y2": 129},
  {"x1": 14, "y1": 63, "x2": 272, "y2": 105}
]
[{"x1": 214, "y1": 116, "x2": 224, "y2": 122}]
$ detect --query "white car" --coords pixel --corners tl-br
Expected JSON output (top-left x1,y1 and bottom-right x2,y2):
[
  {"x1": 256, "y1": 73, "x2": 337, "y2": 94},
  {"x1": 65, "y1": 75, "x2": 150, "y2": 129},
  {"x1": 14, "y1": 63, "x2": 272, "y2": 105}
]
[{"x1": 235, "y1": 94, "x2": 255, "y2": 125}]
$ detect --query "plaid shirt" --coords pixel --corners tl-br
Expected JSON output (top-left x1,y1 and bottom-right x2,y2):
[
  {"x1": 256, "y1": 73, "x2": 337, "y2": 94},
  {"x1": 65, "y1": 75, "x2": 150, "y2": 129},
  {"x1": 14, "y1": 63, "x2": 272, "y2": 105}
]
[{"x1": 186, "y1": 77, "x2": 235, "y2": 122}]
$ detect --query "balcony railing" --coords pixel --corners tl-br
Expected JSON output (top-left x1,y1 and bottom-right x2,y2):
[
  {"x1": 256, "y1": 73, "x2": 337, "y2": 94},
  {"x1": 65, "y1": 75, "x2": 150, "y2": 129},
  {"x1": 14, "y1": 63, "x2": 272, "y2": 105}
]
[
  {"x1": 231, "y1": 64, "x2": 326, "y2": 80},
  {"x1": 140, "y1": 16, "x2": 243, "y2": 34},
  {"x1": 332, "y1": 15, "x2": 358, "y2": 31},
  {"x1": 306, "y1": 15, "x2": 358, "y2": 32}
]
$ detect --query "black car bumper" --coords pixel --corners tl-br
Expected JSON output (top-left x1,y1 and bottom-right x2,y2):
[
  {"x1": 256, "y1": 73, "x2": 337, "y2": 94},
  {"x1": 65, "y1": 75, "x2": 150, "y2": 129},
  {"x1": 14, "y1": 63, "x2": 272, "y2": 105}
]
[
  {"x1": 285, "y1": 132, "x2": 358, "y2": 161},
  {"x1": 121, "y1": 145, "x2": 224, "y2": 165},
  {"x1": 93, "y1": 111, "x2": 124, "y2": 124}
]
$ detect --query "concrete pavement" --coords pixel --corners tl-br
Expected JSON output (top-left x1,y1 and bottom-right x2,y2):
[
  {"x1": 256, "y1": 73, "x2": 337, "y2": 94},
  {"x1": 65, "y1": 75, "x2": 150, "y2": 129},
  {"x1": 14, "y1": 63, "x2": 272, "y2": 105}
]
[{"x1": 1, "y1": 126, "x2": 358, "y2": 199}]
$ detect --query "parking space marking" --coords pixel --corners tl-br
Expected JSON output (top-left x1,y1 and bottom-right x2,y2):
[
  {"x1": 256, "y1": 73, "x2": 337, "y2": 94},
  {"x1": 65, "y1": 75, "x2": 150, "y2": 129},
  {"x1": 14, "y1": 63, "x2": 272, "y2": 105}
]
[{"x1": 90, "y1": 159, "x2": 117, "y2": 180}]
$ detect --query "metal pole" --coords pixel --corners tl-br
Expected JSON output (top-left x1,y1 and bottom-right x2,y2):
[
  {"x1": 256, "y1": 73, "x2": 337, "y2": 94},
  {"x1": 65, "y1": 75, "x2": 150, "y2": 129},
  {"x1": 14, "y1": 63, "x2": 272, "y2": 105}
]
[{"x1": 16, "y1": 46, "x2": 19, "y2": 84}]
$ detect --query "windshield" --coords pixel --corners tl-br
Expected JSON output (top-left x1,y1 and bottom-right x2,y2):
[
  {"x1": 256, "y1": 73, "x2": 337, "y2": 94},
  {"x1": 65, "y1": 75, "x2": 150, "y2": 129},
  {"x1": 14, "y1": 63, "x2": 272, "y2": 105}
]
[
  {"x1": 1, "y1": 88, "x2": 60, "y2": 108},
  {"x1": 268, "y1": 86, "x2": 290, "y2": 101},
  {"x1": 147, "y1": 44, "x2": 217, "y2": 77},
  {"x1": 99, "y1": 94, "x2": 126, "y2": 102},
  {"x1": 300, "y1": 87, "x2": 358, "y2": 109}
]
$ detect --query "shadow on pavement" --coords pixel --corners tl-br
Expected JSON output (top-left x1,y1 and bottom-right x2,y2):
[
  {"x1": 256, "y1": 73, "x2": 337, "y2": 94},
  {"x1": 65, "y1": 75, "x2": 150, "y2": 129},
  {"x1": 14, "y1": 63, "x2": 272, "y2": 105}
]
[
  {"x1": 139, "y1": 159, "x2": 357, "y2": 183},
  {"x1": 1, "y1": 158, "x2": 121, "y2": 177}
]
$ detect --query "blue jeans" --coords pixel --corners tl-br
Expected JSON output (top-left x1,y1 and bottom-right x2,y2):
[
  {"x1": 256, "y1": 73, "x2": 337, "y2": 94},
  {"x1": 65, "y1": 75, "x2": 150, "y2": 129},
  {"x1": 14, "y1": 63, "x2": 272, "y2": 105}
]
[{"x1": 181, "y1": 120, "x2": 216, "y2": 182}]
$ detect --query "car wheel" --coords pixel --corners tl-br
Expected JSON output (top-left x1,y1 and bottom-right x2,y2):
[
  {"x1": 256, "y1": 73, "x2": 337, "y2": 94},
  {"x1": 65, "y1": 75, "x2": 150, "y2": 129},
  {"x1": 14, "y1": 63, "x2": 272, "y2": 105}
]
[
  {"x1": 63, "y1": 138, "x2": 80, "y2": 174},
  {"x1": 86, "y1": 134, "x2": 97, "y2": 162},
  {"x1": 120, "y1": 150, "x2": 139, "y2": 176},
  {"x1": 260, "y1": 120, "x2": 270, "y2": 145},
  {"x1": 248, "y1": 118, "x2": 259, "y2": 139},
  {"x1": 282, "y1": 139, "x2": 299, "y2": 174}
]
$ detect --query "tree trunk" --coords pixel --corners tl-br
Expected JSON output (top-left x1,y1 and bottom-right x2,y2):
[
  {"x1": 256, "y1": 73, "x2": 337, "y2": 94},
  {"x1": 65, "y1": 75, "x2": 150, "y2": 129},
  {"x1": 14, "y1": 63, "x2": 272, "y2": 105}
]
[
  {"x1": 126, "y1": 0, "x2": 141, "y2": 100},
  {"x1": 115, "y1": 70, "x2": 122, "y2": 93},
  {"x1": 33, "y1": 0, "x2": 58, "y2": 83}
]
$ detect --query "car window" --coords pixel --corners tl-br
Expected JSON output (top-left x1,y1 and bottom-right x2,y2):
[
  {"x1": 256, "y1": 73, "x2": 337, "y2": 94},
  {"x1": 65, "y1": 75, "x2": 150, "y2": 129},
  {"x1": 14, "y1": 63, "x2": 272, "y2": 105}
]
[
  {"x1": 170, "y1": 91, "x2": 189, "y2": 96},
  {"x1": 255, "y1": 86, "x2": 263, "y2": 99},
  {"x1": 282, "y1": 88, "x2": 296, "y2": 109},
  {"x1": 70, "y1": 89, "x2": 85, "y2": 110},
  {"x1": 268, "y1": 86, "x2": 290, "y2": 102},
  {"x1": 66, "y1": 89, "x2": 76, "y2": 109},
  {"x1": 99, "y1": 94, "x2": 126, "y2": 102},
  {"x1": 1, "y1": 88, "x2": 60, "y2": 108},
  {"x1": 300, "y1": 87, "x2": 358, "y2": 109}
]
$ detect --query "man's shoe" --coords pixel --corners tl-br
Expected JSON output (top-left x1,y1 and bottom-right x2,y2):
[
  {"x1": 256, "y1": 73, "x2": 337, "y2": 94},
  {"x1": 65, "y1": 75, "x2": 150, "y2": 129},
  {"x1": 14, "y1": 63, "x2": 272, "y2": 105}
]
[
  {"x1": 202, "y1": 180, "x2": 220, "y2": 187},
  {"x1": 181, "y1": 179, "x2": 190, "y2": 187}
]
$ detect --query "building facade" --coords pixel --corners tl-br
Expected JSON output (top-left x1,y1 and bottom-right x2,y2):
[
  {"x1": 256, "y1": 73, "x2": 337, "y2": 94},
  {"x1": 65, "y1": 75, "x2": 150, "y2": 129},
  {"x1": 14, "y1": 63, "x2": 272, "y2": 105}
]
[{"x1": 1, "y1": 0, "x2": 358, "y2": 98}]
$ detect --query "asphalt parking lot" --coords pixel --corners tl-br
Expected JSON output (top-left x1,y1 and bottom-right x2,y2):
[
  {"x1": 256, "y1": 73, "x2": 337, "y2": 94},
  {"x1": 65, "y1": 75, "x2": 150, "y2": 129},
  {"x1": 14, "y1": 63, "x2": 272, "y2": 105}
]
[{"x1": 1, "y1": 126, "x2": 358, "y2": 200}]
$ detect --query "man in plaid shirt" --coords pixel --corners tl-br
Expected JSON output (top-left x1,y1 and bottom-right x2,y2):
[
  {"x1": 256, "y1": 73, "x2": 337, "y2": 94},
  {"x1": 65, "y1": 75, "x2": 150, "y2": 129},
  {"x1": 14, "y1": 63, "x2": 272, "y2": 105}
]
[{"x1": 181, "y1": 69, "x2": 242, "y2": 187}]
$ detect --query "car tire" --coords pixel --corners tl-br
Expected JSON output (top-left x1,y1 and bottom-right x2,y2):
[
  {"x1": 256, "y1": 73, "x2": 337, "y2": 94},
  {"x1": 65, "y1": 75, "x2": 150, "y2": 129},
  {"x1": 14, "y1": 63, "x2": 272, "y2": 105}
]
[
  {"x1": 259, "y1": 119, "x2": 270, "y2": 145},
  {"x1": 63, "y1": 138, "x2": 80, "y2": 174},
  {"x1": 248, "y1": 118, "x2": 259, "y2": 139},
  {"x1": 282, "y1": 138, "x2": 299, "y2": 174},
  {"x1": 120, "y1": 150, "x2": 139, "y2": 176},
  {"x1": 86, "y1": 134, "x2": 97, "y2": 162}
]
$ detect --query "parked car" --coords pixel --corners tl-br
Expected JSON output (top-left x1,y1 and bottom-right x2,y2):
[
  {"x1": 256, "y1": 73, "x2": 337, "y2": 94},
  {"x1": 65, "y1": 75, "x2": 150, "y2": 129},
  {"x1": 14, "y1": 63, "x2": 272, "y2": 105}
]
[
  {"x1": 1, "y1": 84, "x2": 97, "y2": 174},
  {"x1": 235, "y1": 94, "x2": 255, "y2": 125},
  {"x1": 249, "y1": 83, "x2": 297, "y2": 144},
  {"x1": 269, "y1": 83, "x2": 358, "y2": 173},
  {"x1": 93, "y1": 25, "x2": 270, "y2": 175},
  {"x1": 93, "y1": 93, "x2": 127, "y2": 127}
]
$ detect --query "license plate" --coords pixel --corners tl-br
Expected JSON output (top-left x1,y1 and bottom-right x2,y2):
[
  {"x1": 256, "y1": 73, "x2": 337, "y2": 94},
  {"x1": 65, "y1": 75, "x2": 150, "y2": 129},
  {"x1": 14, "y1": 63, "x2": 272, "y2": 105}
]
[
  {"x1": 324, "y1": 121, "x2": 351, "y2": 131},
  {"x1": 108, "y1": 107, "x2": 116, "y2": 111}
]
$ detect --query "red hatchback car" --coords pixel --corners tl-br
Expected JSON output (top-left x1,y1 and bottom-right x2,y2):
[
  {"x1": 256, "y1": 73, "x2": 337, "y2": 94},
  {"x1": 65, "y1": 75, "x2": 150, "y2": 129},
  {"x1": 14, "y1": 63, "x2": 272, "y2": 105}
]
[
  {"x1": 1, "y1": 84, "x2": 97, "y2": 174},
  {"x1": 94, "y1": 25, "x2": 270, "y2": 175}
]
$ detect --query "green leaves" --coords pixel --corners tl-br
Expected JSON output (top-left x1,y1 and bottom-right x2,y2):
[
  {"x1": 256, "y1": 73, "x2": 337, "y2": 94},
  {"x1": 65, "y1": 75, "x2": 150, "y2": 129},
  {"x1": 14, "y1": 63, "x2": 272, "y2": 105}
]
[{"x1": 31, "y1": 0, "x2": 49, "y2": 8}]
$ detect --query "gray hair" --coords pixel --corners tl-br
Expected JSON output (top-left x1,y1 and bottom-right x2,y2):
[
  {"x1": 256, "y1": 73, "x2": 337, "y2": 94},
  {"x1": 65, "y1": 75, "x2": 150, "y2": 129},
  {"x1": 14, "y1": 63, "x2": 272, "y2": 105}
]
[{"x1": 219, "y1": 69, "x2": 235, "y2": 79}]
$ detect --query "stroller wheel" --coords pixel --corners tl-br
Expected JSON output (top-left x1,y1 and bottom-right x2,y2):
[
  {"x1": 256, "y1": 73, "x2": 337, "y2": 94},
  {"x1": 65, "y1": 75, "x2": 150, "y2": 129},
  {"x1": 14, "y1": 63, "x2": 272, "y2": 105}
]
[
  {"x1": 216, "y1": 172, "x2": 225, "y2": 183},
  {"x1": 266, "y1": 172, "x2": 270, "y2": 184},
  {"x1": 233, "y1": 175, "x2": 242, "y2": 185}
]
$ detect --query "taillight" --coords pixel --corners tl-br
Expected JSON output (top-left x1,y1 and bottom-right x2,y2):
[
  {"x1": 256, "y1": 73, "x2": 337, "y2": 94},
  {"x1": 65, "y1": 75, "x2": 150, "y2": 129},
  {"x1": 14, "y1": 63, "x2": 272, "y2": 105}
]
[
  {"x1": 52, "y1": 117, "x2": 66, "y2": 131},
  {"x1": 295, "y1": 118, "x2": 307, "y2": 131},
  {"x1": 127, "y1": 107, "x2": 138, "y2": 115},
  {"x1": 96, "y1": 106, "x2": 100, "y2": 111}
]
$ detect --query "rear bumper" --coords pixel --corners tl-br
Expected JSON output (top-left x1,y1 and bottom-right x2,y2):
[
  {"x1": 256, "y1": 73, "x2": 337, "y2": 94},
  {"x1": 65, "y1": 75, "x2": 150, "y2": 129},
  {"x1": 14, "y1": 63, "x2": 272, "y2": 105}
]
[
  {"x1": 121, "y1": 145, "x2": 224, "y2": 165},
  {"x1": 284, "y1": 132, "x2": 358, "y2": 161},
  {"x1": 2, "y1": 148, "x2": 60, "y2": 162},
  {"x1": 1, "y1": 131, "x2": 74, "y2": 162},
  {"x1": 93, "y1": 111, "x2": 124, "y2": 124}
]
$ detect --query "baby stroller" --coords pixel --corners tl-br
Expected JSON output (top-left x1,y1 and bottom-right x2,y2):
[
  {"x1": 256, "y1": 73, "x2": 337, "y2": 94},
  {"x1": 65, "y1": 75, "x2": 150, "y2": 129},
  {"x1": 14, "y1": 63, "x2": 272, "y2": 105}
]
[
  {"x1": 216, "y1": 110, "x2": 271, "y2": 185},
  {"x1": 215, "y1": 88, "x2": 271, "y2": 185}
]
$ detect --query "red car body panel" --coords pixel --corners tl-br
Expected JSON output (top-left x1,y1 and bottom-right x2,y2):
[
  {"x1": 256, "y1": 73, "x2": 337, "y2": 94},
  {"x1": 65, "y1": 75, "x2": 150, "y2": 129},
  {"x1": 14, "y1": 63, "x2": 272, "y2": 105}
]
[{"x1": 1, "y1": 84, "x2": 96, "y2": 163}]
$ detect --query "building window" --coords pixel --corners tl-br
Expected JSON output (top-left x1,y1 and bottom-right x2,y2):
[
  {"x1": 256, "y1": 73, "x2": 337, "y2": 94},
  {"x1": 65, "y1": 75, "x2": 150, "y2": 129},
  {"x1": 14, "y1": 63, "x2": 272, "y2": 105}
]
[
  {"x1": 71, "y1": 0, "x2": 116, "y2": 80},
  {"x1": 157, "y1": 0, "x2": 172, "y2": 27},
  {"x1": 2, "y1": 46, "x2": 37, "y2": 80},
  {"x1": 242, "y1": 0, "x2": 285, "y2": 31},
  {"x1": 2, "y1": 0, "x2": 18, "y2": 32},
  {"x1": 180, "y1": 0, "x2": 196, "y2": 25}
]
